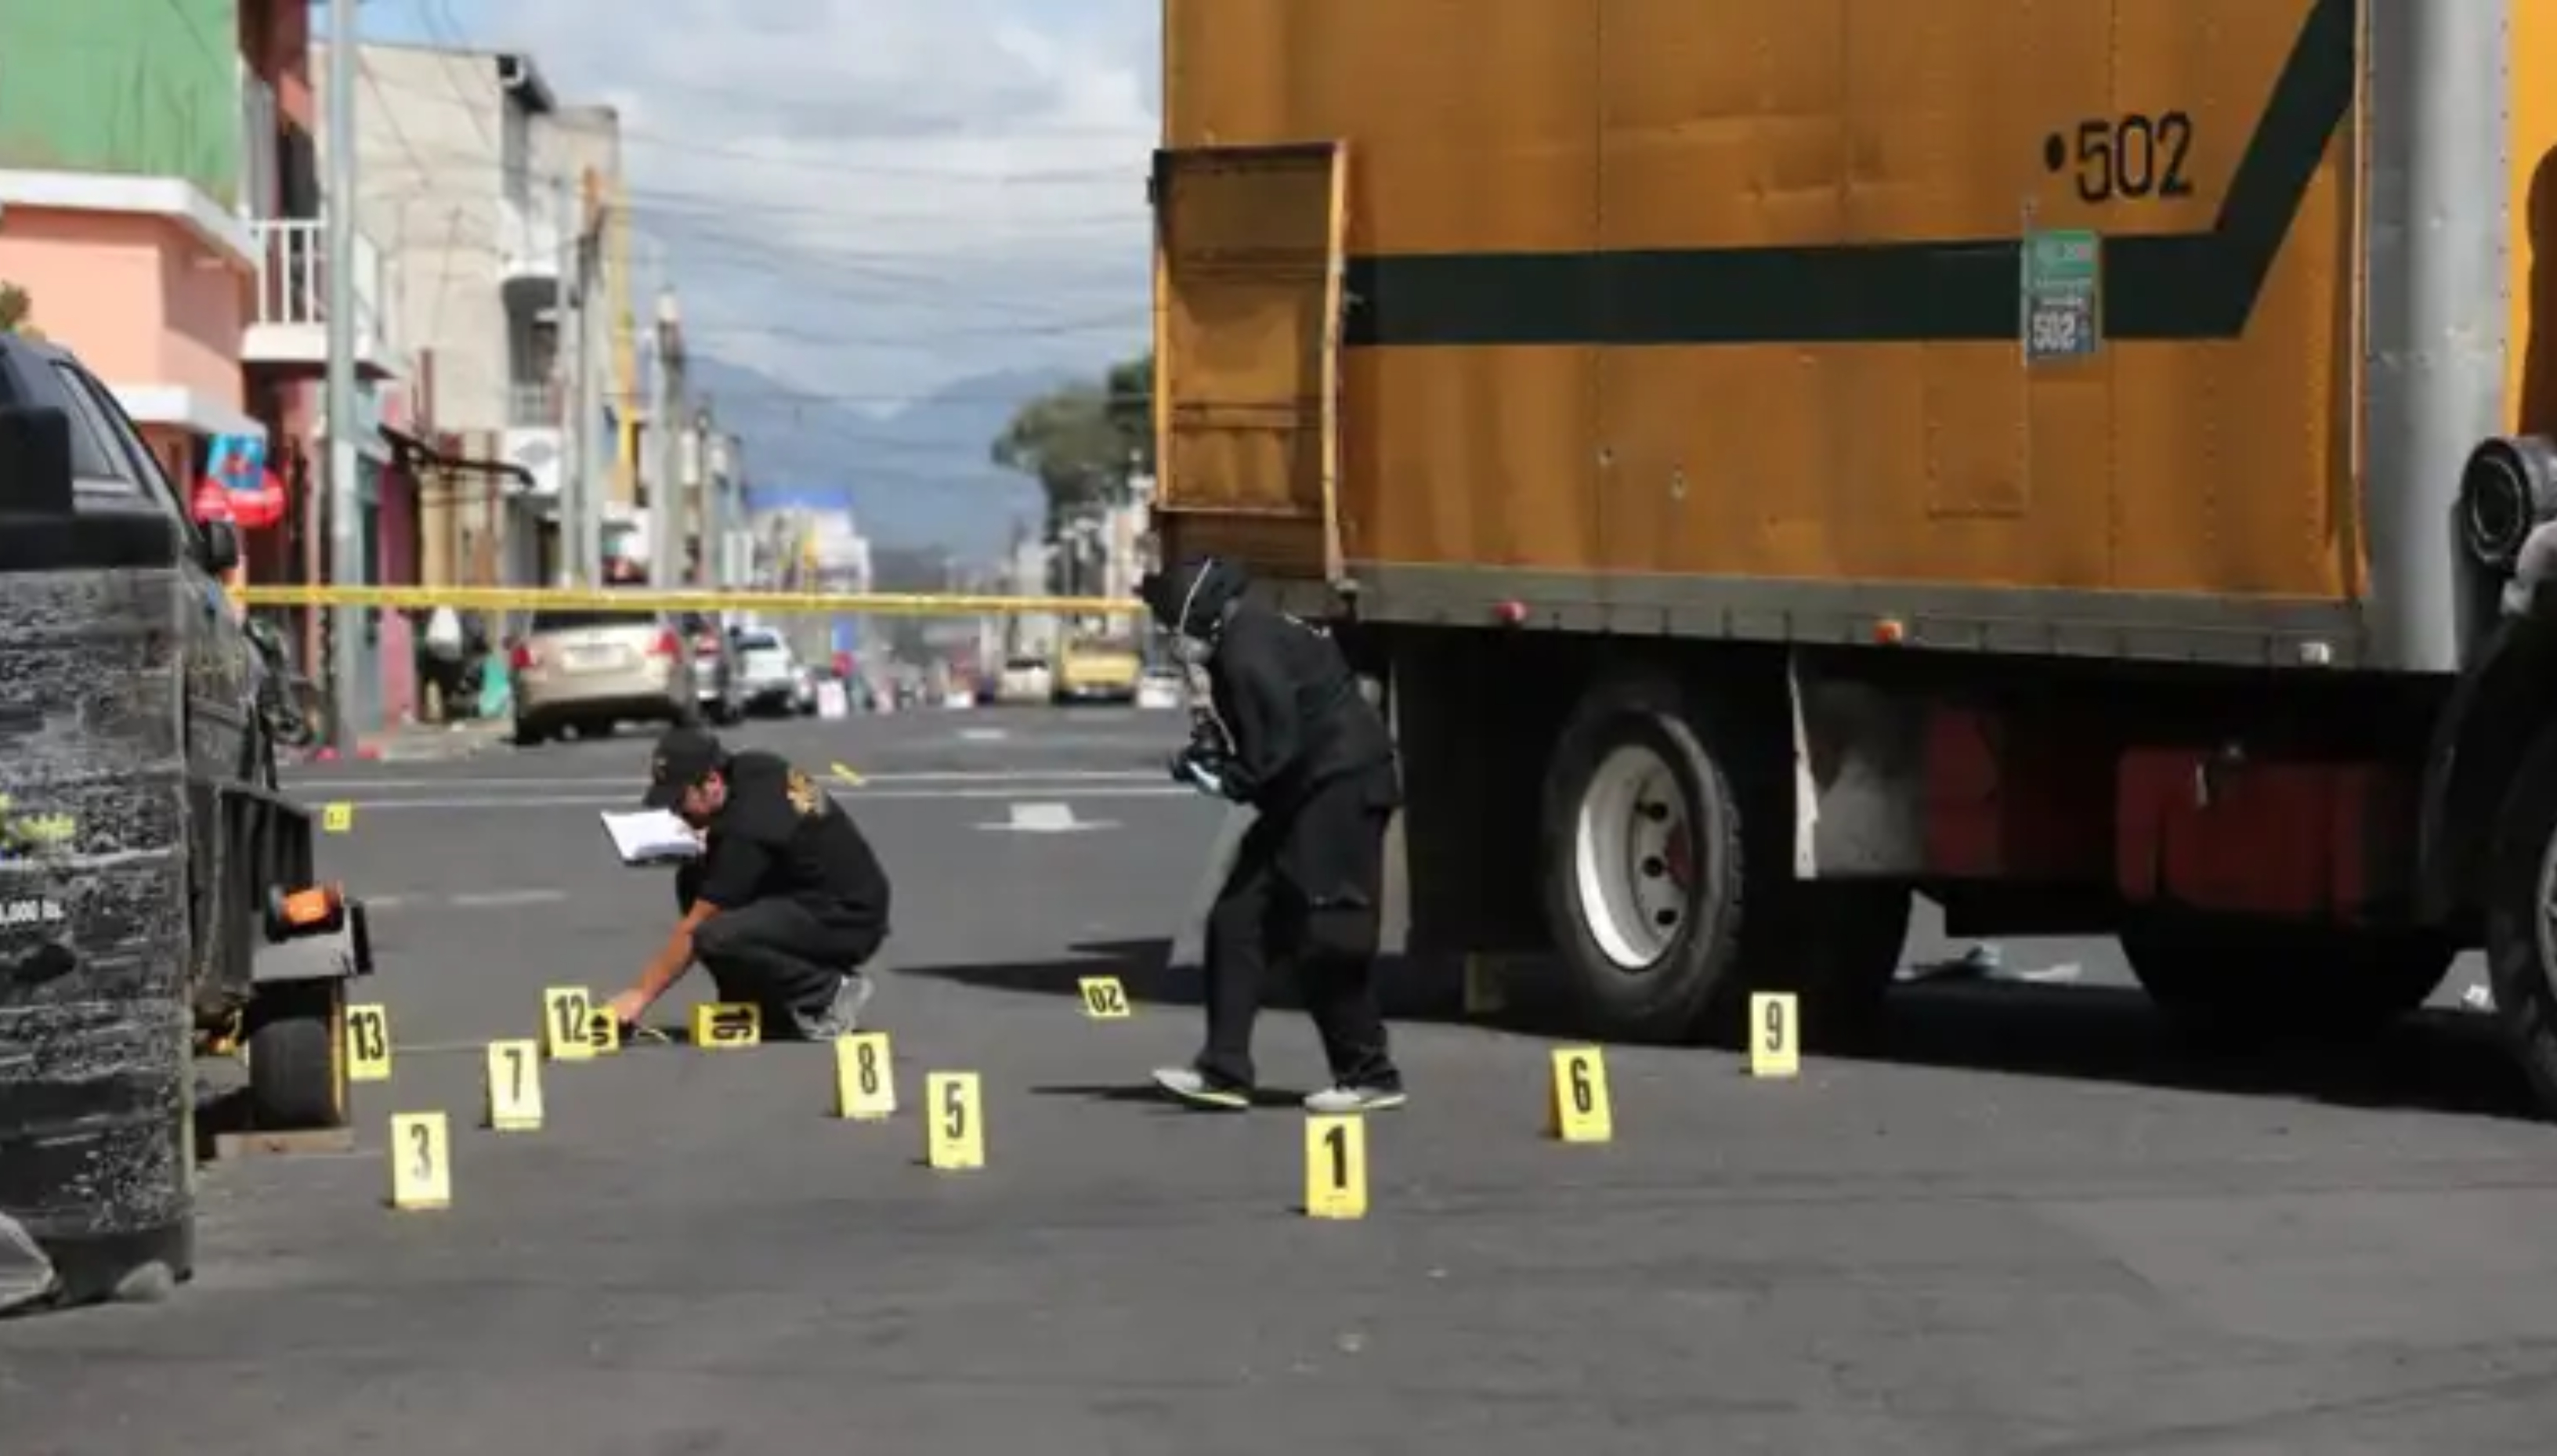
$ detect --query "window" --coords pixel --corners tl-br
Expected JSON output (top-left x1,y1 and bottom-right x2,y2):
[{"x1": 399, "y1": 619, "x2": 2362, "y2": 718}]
[
  {"x1": 46, "y1": 364, "x2": 140, "y2": 497},
  {"x1": 60, "y1": 365, "x2": 200, "y2": 549}
]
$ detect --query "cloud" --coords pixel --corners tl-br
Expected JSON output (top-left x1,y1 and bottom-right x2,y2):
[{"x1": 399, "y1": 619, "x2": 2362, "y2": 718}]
[{"x1": 443, "y1": 0, "x2": 1157, "y2": 414}]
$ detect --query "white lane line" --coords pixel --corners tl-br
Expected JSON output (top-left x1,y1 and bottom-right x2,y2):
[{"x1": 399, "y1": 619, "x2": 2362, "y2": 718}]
[
  {"x1": 957, "y1": 728, "x2": 1008, "y2": 742},
  {"x1": 976, "y1": 801, "x2": 1116, "y2": 833},
  {"x1": 292, "y1": 768, "x2": 1156, "y2": 791},
  {"x1": 446, "y1": 889, "x2": 569, "y2": 909},
  {"x1": 337, "y1": 786, "x2": 1195, "y2": 811}
]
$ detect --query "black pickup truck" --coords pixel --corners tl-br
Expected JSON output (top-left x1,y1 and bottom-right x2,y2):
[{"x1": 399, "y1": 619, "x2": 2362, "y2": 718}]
[{"x1": 0, "y1": 336, "x2": 372, "y2": 1312}]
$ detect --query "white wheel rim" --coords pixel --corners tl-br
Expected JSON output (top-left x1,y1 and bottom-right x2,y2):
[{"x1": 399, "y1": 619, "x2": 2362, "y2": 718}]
[{"x1": 1573, "y1": 742, "x2": 1694, "y2": 970}]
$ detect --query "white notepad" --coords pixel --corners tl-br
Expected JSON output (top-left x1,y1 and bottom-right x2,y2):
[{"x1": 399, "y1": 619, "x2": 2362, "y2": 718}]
[{"x1": 599, "y1": 809, "x2": 701, "y2": 865}]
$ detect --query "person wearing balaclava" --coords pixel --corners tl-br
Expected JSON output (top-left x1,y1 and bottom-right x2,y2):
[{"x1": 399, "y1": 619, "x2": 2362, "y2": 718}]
[{"x1": 1137, "y1": 555, "x2": 1406, "y2": 1113}]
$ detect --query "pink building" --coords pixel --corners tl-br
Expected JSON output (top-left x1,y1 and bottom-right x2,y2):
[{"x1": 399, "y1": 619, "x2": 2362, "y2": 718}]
[{"x1": 0, "y1": 0, "x2": 420, "y2": 735}]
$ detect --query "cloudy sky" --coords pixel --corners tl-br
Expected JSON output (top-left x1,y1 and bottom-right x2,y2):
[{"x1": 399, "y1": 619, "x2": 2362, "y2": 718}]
[{"x1": 360, "y1": 0, "x2": 1157, "y2": 419}]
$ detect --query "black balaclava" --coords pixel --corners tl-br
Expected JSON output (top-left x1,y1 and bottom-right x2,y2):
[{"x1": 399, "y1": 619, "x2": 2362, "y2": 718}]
[{"x1": 1137, "y1": 556, "x2": 1249, "y2": 649}]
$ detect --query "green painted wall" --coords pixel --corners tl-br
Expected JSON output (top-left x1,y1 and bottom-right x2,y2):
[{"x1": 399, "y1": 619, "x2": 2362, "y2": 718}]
[{"x1": 0, "y1": 0, "x2": 241, "y2": 204}]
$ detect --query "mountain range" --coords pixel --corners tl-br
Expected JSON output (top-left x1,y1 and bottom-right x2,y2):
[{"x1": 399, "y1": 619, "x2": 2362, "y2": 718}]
[{"x1": 686, "y1": 354, "x2": 1075, "y2": 561}]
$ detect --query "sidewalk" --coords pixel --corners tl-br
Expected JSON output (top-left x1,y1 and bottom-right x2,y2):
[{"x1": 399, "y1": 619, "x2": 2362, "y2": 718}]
[{"x1": 302, "y1": 717, "x2": 515, "y2": 765}]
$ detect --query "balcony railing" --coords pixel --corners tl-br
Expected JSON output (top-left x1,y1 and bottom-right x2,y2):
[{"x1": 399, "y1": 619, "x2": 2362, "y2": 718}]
[{"x1": 244, "y1": 217, "x2": 399, "y2": 373}]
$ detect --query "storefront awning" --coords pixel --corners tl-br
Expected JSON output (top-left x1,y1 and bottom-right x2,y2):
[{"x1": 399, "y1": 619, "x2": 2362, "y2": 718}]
[{"x1": 108, "y1": 384, "x2": 265, "y2": 440}]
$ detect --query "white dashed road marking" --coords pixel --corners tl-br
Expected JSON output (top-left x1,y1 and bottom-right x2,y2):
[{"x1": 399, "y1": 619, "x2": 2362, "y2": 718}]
[{"x1": 977, "y1": 801, "x2": 1116, "y2": 833}]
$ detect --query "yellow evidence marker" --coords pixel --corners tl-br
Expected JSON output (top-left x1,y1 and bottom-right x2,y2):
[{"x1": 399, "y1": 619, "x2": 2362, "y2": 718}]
[
  {"x1": 693, "y1": 1002, "x2": 761, "y2": 1048},
  {"x1": 829, "y1": 761, "x2": 864, "y2": 786},
  {"x1": 835, "y1": 1032, "x2": 896, "y2": 1119},
  {"x1": 542, "y1": 987, "x2": 595, "y2": 1061},
  {"x1": 1749, "y1": 992, "x2": 1801, "y2": 1078},
  {"x1": 1304, "y1": 1114, "x2": 1368, "y2": 1219},
  {"x1": 1076, "y1": 976, "x2": 1132, "y2": 1019},
  {"x1": 1547, "y1": 1046, "x2": 1613, "y2": 1143},
  {"x1": 485, "y1": 1039, "x2": 544, "y2": 1131},
  {"x1": 345, "y1": 1003, "x2": 393, "y2": 1082},
  {"x1": 388, "y1": 1111, "x2": 451, "y2": 1210},
  {"x1": 582, "y1": 1006, "x2": 621, "y2": 1055},
  {"x1": 924, "y1": 1071, "x2": 984, "y2": 1169},
  {"x1": 320, "y1": 801, "x2": 354, "y2": 833}
]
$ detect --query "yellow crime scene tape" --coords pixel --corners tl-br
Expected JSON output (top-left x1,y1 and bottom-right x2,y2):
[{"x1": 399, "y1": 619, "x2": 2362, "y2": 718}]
[{"x1": 230, "y1": 584, "x2": 1143, "y2": 616}]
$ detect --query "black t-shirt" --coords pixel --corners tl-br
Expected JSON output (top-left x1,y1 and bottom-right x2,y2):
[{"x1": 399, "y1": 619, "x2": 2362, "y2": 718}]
[{"x1": 694, "y1": 752, "x2": 892, "y2": 934}]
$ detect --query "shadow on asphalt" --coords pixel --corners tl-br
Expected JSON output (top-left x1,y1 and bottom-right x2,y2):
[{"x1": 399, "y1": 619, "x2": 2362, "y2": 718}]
[
  {"x1": 1029, "y1": 1082, "x2": 1307, "y2": 1111},
  {"x1": 902, "y1": 937, "x2": 2541, "y2": 1122}
]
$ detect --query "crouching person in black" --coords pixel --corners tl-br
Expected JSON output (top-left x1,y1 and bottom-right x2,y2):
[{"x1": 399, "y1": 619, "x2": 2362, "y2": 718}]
[
  {"x1": 1140, "y1": 556, "x2": 1407, "y2": 1114},
  {"x1": 603, "y1": 726, "x2": 892, "y2": 1039}
]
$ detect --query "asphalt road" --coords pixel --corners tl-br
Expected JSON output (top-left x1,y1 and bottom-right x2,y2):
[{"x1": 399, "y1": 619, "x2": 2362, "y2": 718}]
[{"x1": 5, "y1": 706, "x2": 2557, "y2": 1454}]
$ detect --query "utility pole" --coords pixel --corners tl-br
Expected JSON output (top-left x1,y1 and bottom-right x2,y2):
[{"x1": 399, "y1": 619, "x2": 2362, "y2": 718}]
[
  {"x1": 576, "y1": 168, "x2": 606, "y2": 590},
  {"x1": 698, "y1": 406, "x2": 725, "y2": 591},
  {"x1": 555, "y1": 174, "x2": 583, "y2": 587},
  {"x1": 652, "y1": 286, "x2": 680, "y2": 581},
  {"x1": 324, "y1": 0, "x2": 362, "y2": 754}
]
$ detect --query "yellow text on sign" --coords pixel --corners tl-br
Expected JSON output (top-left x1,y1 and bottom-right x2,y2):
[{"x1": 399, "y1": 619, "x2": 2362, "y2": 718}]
[
  {"x1": 388, "y1": 1111, "x2": 450, "y2": 1209},
  {"x1": 345, "y1": 1003, "x2": 392, "y2": 1082},
  {"x1": 582, "y1": 1008, "x2": 620, "y2": 1055},
  {"x1": 1304, "y1": 1114, "x2": 1368, "y2": 1219},
  {"x1": 924, "y1": 1071, "x2": 984, "y2": 1169},
  {"x1": 1548, "y1": 1046, "x2": 1612, "y2": 1143},
  {"x1": 1749, "y1": 992, "x2": 1800, "y2": 1078},
  {"x1": 321, "y1": 802, "x2": 354, "y2": 833},
  {"x1": 542, "y1": 987, "x2": 594, "y2": 1060},
  {"x1": 835, "y1": 1032, "x2": 896, "y2": 1119},
  {"x1": 1076, "y1": 976, "x2": 1131, "y2": 1019},
  {"x1": 693, "y1": 1002, "x2": 761, "y2": 1048},
  {"x1": 485, "y1": 1039, "x2": 544, "y2": 1131}
]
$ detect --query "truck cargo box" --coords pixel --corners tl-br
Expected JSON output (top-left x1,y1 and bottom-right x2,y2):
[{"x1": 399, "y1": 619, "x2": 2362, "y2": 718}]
[{"x1": 1153, "y1": 0, "x2": 2555, "y2": 673}]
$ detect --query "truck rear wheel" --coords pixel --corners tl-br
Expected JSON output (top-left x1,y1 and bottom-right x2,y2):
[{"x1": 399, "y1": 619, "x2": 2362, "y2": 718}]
[
  {"x1": 2121, "y1": 915, "x2": 2453, "y2": 1042},
  {"x1": 244, "y1": 978, "x2": 349, "y2": 1131},
  {"x1": 1539, "y1": 672, "x2": 1756, "y2": 1042},
  {"x1": 2486, "y1": 723, "x2": 2557, "y2": 1116}
]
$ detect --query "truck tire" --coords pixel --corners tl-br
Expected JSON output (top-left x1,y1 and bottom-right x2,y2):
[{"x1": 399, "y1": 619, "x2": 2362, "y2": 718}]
[
  {"x1": 2486, "y1": 722, "x2": 2557, "y2": 1115},
  {"x1": 244, "y1": 978, "x2": 349, "y2": 1131},
  {"x1": 1539, "y1": 670, "x2": 1756, "y2": 1042},
  {"x1": 2121, "y1": 916, "x2": 2453, "y2": 1042}
]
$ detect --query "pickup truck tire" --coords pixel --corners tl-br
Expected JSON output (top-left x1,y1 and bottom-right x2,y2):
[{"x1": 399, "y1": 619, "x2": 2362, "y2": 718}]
[
  {"x1": 1539, "y1": 671, "x2": 1756, "y2": 1042},
  {"x1": 2122, "y1": 916, "x2": 2453, "y2": 1042},
  {"x1": 244, "y1": 978, "x2": 349, "y2": 1131},
  {"x1": 2486, "y1": 721, "x2": 2557, "y2": 1116}
]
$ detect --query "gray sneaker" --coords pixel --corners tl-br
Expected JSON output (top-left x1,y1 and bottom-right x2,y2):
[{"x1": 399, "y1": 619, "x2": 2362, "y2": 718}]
[
  {"x1": 1152, "y1": 1066, "x2": 1250, "y2": 1111},
  {"x1": 1303, "y1": 1082, "x2": 1407, "y2": 1114},
  {"x1": 795, "y1": 974, "x2": 873, "y2": 1040}
]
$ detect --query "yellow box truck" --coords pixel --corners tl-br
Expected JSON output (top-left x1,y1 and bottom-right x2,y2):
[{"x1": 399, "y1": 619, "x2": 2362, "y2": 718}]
[{"x1": 1149, "y1": 0, "x2": 2557, "y2": 1109}]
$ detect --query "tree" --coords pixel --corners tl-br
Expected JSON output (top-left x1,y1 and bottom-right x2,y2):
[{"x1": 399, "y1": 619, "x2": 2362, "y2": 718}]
[
  {"x1": 991, "y1": 379, "x2": 1124, "y2": 531},
  {"x1": 990, "y1": 351, "x2": 1156, "y2": 531},
  {"x1": 1101, "y1": 351, "x2": 1153, "y2": 479}
]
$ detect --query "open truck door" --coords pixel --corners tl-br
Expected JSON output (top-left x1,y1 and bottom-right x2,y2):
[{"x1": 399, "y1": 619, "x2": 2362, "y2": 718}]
[{"x1": 1149, "y1": 142, "x2": 1349, "y2": 584}]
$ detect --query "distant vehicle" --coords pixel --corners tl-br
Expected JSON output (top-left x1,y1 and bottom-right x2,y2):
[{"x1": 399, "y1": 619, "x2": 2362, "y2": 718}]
[
  {"x1": 996, "y1": 655, "x2": 1053, "y2": 705},
  {"x1": 680, "y1": 613, "x2": 741, "y2": 724},
  {"x1": 1054, "y1": 633, "x2": 1141, "y2": 705},
  {"x1": 731, "y1": 627, "x2": 812, "y2": 717},
  {"x1": 508, "y1": 609, "x2": 697, "y2": 744}
]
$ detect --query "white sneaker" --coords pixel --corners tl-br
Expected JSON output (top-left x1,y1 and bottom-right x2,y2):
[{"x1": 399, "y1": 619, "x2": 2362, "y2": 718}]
[{"x1": 1303, "y1": 1082, "x2": 1407, "y2": 1114}]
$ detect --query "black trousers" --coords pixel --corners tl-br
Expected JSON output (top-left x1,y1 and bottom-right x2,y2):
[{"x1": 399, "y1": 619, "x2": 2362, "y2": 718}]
[
  {"x1": 678, "y1": 870, "x2": 878, "y2": 1033},
  {"x1": 1198, "y1": 769, "x2": 1398, "y2": 1089}
]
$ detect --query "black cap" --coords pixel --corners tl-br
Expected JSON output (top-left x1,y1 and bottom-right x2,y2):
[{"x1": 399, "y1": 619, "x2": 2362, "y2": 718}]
[{"x1": 640, "y1": 724, "x2": 725, "y2": 810}]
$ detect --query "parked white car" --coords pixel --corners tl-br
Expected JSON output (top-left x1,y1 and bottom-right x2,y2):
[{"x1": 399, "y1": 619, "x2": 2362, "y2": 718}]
[
  {"x1": 731, "y1": 628, "x2": 812, "y2": 717},
  {"x1": 996, "y1": 656, "x2": 1054, "y2": 706}
]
